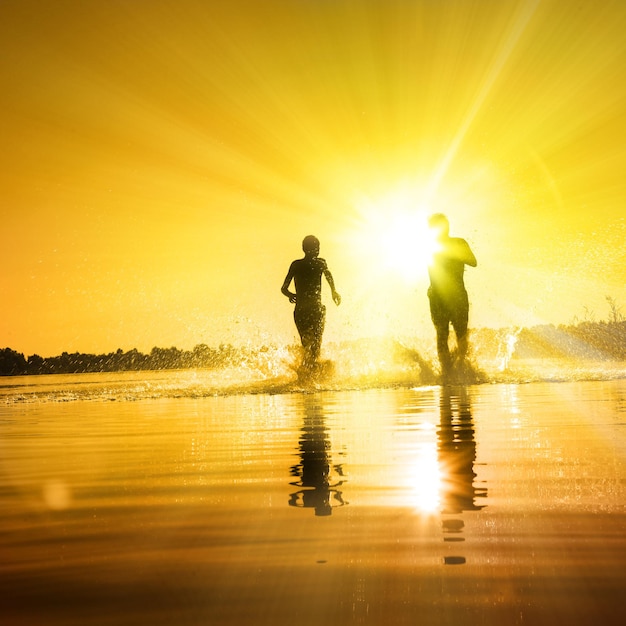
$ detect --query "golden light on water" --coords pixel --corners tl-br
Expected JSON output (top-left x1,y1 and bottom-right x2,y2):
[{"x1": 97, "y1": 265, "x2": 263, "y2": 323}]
[
  {"x1": 2, "y1": 0, "x2": 625, "y2": 355},
  {"x1": 42, "y1": 480, "x2": 72, "y2": 511},
  {"x1": 408, "y1": 443, "x2": 442, "y2": 514}
]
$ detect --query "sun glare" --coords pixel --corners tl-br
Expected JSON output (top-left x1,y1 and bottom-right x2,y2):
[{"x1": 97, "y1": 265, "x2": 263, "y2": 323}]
[
  {"x1": 380, "y1": 212, "x2": 439, "y2": 280},
  {"x1": 351, "y1": 189, "x2": 439, "y2": 283},
  {"x1": 409, "y1": 443, "x2": 442, "y2": 514}
]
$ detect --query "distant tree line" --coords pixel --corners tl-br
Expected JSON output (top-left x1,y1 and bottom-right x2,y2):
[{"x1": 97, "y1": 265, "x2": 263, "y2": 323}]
[
  {"x1": 2, "y1": 320, "x2": 626, "y2": 377},
  {"x1": 473, "y1": 320, "x2": 626, "y2": 361},
  {"x1": 0, "y1": 344, "x2": 255, "y2": 376}
]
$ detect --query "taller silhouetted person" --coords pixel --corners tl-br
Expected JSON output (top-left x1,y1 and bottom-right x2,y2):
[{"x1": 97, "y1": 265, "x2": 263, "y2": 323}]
[
  {"x1": 427, "y1": 214, "x2": 477, "y2": 379},
  {"x1": 281, "y1": 235, "x2": 341, "y2": 372}
]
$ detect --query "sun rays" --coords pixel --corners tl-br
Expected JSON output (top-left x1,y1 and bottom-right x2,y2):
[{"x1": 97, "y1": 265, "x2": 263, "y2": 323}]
[{"x1": 1, "y1": 0, "x2": 625, "y2": 354}]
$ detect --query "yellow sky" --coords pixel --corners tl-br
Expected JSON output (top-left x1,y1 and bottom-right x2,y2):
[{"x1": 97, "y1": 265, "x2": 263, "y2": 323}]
[{"x1": 2, "y1": 0, "x2": 626, "y2": 356}]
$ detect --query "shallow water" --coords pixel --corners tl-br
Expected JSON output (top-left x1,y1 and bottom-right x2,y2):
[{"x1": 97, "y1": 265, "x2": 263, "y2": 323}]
[{"x1": 1, "y1": 375, "x2": 625, "y2": 625}]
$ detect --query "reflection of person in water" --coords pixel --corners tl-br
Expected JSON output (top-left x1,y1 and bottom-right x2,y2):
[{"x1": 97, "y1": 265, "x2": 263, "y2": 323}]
[
  {"x1": 281, "y1": 235, "x2": 341, "y2": 372},
  {"x1": 427, "y1": 214, "x2": 477, "y2": 379},
  {"x1": 289, "y1": 396, "x2": 346, "y2": 516},
  {"x1": 437, "y1": 387, "x2": 486, "y2": 564},
  {"x1": 437, "y1": 387, "x2": 487, "y2": 515}
]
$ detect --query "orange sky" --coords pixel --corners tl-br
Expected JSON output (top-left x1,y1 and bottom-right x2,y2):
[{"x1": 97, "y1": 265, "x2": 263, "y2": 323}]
[{"x1": 2, "y1": 0, "x2": 626, "y2": 356}]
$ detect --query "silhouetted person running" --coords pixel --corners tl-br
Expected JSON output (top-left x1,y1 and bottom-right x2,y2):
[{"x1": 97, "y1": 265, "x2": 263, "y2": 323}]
[
  {"x1": 427, "y1": 214, "x2": 477, "y2": 379},
  {"x1": 281, "y1": 235, "x2": 341, "y2": 372}
]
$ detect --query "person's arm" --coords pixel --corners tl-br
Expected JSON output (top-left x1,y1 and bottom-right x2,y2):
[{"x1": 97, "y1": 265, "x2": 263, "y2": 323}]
[
  {"x1": 323, "y1": 266, "x2": 341, "y2": 306},
  {"x1": 281, "y1": 263, "x2": 297, "y2": 303},
  {"x1": 460, "y1": 240, "x2": 477, "y2": 267}
]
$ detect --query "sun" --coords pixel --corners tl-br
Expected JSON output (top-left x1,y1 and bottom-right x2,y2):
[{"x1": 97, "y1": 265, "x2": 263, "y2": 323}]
[
  {"x1": 378, "y1": 211, "x2": 439, "y2": 280},
  {"x1": 349, "y1": 188, "x2": 439, "y2": 283}
]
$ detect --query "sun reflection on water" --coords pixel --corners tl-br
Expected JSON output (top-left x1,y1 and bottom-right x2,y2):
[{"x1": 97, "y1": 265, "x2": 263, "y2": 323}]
[{"x1": 408, "y1": 443, "x2": 442, "y2": 514}]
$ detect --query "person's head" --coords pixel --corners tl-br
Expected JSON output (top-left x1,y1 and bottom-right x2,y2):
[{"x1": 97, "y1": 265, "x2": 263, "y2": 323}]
[
  {"x1": 302, "y1": 235, "x2": 320, "y2": 257},
  {"x1": 428, "y1": 213, "x2": 449, "y2": 240}
]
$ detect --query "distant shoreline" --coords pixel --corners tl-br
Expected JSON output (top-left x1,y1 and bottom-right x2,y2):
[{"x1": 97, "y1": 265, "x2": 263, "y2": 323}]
[{"x1": 2, "y1": 320, "x2": 626, "y2": 377}]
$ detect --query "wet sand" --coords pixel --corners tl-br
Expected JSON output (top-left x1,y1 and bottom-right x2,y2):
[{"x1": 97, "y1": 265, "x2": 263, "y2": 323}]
[{"x1": 1, "y1": 379, "x2": 625, "y2": 625}]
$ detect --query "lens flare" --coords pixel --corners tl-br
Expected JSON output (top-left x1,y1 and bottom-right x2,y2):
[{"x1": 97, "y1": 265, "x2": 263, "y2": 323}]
[{"x1": 348, "y1": 187, "x2": 439, "y2": 283}]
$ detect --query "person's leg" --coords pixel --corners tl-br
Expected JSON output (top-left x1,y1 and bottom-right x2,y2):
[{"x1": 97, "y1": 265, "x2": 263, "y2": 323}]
[
  {"x1": 430, "y1": 292, "x2": 452, "y2": 376},
  {"x1": 295, "y1": 307, "x2": 324, "y2": 370},
  {"x1": 309, "y1": 306, "x2": 326, "y2": 365},
  {"x1": 451, "y1": 292, "x2": 470, "y2": 363},
  {"x1": 436, "y1": 323, "x2": 452, "y2": 376},
  {"x1": 294, "y1": 309, "x2": 311, "y2": 368}
]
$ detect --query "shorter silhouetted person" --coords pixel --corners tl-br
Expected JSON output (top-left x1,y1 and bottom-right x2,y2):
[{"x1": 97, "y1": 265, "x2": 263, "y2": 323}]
[
  {"x1": 427, "y1": 214, "x2": 477, "y2": 378},
  {"x1": 281, "y1": 235, "x2": 341, "y2": 372}
]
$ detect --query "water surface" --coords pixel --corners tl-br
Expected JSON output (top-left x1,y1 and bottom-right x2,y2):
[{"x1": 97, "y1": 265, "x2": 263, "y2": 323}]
[{"x1": 1, "y1": 376, "x2": 625, "y2": 625}]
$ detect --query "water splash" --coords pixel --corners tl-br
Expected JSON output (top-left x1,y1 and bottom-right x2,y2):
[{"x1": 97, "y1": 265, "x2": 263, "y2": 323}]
[
  {"x1": 2, "y1": 337, "x2": 626, "y2": 404},
  {"x1": 497, "y1": 329, "x2": 520, "y2": 372}
]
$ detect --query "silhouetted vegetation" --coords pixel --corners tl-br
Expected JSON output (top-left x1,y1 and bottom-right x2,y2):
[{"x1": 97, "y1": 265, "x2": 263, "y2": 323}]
[
  {"x1": 0, "y1": 344, "x2": 259, "y2": 376},
  {"x1": 2, "y1": 320, "x2": 626, "y2": 377},
  {"x1": 472, "y1": 320, "x2": 626, "y2": 361}
]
